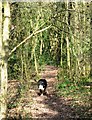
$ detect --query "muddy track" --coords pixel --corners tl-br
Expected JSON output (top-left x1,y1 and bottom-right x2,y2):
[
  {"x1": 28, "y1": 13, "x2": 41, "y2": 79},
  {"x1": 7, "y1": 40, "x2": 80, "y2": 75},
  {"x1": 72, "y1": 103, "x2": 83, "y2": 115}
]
[
  {"x1": 7, "y1": 65, "x2": 80, "y2": 119},
  {"x1": 29, "y1": 65, "x2": 77, "y2": 119}
]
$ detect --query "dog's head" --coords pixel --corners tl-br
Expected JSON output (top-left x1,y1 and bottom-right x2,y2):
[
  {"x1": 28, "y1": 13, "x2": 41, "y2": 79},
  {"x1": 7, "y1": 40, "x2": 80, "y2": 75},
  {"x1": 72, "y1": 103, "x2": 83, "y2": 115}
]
[
  {"x1": 38, "y1": 84, "x2": 45, "y2": 90},
  {"x1": 38, "y1": 79, "x2": 47, "y2": 91}
]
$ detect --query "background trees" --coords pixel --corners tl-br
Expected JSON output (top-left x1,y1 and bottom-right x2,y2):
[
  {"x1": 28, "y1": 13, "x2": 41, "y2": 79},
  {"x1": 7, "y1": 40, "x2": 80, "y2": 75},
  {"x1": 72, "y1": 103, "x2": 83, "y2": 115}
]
[
  {"x1": 8, "y1": 1, "x2": 91, "y2": 103},
  {"x1": 8, "y1": 2, "x2": 91, "y2": 81}
]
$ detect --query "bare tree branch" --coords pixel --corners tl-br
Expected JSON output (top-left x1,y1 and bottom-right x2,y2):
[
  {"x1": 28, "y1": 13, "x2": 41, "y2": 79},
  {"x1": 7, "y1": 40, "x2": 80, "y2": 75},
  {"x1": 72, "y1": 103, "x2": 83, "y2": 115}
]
[{"x1": 8, "y1": 25, "x2": 51, "y2": 59}]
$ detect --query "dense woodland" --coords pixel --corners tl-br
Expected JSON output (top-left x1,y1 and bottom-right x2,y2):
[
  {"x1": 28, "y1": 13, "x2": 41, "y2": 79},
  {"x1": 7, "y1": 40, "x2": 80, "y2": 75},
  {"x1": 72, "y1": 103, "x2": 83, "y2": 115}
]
[{"x1": 0, "y1": 1, "x2": 92, "y2": 119}]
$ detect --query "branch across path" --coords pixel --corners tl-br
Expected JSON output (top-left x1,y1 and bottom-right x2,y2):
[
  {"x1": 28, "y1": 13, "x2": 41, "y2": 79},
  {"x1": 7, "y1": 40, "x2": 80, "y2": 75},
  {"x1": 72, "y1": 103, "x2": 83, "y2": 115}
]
[{"x1": 8, "y1": 25, "x2": 51, "y2": 58}]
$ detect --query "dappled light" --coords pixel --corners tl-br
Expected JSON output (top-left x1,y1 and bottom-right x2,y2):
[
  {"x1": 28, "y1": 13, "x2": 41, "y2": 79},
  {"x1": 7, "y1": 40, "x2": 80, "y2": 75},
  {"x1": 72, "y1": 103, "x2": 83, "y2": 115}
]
[
  {"x1": 6, "y1": 65, "x2": 91, "y2": 119},
  {"x1": 0, "y1": 1, "x2": 92, "y2": 119}
]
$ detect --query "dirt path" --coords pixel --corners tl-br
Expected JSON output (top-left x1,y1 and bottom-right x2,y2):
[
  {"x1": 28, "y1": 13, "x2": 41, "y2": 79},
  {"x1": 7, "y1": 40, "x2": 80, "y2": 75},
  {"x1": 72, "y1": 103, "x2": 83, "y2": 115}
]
[
  {"x1": 7, "y1": 65, "x2": 79, "y2": 119},
  {"x1": 29, "y1": 65, "x2": 76, "y2": 119},
  {"x1": 7, "y1": 65, "x2": 91, "y2": 119}
]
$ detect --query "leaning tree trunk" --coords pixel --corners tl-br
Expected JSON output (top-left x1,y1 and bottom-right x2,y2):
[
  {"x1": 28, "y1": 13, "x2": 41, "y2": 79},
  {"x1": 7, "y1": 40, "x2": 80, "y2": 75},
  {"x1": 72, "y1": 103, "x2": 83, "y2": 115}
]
[{"x1": 0, "y1": 2, "x2": 10, "y2": 119}]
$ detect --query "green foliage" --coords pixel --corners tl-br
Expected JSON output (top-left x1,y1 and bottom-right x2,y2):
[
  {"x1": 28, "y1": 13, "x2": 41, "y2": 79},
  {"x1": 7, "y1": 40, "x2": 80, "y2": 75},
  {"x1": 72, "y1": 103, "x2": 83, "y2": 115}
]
[
  {"x1": 8, "y1": 53, "x2": 22, "y2": 80},
  {"x1": 8, "y1": 2, "x2": 91, "y2": 85},
  {"x1": 57, "y1": 72, "x2": 90, "y2": 100},
  {"x1": 57, "y1": 66, "x2": 90, "y2": 99}
]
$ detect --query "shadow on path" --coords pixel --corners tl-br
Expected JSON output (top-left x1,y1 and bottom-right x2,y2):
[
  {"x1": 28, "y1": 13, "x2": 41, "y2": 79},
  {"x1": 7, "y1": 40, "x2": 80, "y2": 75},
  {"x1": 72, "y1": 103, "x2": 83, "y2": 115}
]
[
  {"x1": 29, "y1": 65, "x2": 78, "y2": 119},
  {"x1": 7, "y1": 65, "x2": 92, "y2": 119}
]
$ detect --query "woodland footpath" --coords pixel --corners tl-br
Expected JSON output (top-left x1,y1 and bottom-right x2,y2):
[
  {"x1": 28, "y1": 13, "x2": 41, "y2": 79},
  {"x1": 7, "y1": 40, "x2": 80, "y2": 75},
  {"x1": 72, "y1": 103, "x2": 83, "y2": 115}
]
[
  {"x1": 0, "y1": 1, "x2": 92, "y2": 119},
  {"x1": 7, "y1": 65, "x2": 91, "y2": 119}
]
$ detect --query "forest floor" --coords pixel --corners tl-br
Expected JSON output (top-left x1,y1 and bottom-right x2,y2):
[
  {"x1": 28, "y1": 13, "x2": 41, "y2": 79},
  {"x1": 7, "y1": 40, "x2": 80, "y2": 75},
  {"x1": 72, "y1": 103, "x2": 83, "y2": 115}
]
[{"x1": 7, "y1": 65, "x2": 92, "y2": 119}]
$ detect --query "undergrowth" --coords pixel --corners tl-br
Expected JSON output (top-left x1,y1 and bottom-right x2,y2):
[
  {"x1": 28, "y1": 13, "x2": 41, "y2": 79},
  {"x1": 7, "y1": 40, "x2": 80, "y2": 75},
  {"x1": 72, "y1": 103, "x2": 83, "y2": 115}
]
[{"x1": 56, "y1": 70, "x2": 91, "y2": 118}]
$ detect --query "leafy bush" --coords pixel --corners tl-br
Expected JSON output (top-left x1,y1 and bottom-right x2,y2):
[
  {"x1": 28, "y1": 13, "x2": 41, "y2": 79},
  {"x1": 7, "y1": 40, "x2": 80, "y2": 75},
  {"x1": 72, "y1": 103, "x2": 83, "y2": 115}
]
[{"x1": 57, "y1": 69, "x2": 90, "y2": 99}]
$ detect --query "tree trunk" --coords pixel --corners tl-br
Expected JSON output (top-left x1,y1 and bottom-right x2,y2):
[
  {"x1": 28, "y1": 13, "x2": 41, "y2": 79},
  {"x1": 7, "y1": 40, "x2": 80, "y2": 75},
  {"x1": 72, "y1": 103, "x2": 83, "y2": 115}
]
[
  {"x1": 0, "y1": 2, "x2": 10, "y2": 119},
  {"x1": 0, "y1": 1, "x2": 2, "y2": 118},
  {"x1": 90, "y1": 0, "x2": 92, "y2": 77},
  {"x1": 66, "y1": 0, "x2": 70, "y2": 70},
  {"x1": 0, "y1": 1, "x2": 2, "y2": 72},
  {"x1": 74, "y1": 1, "x2": 80, "y2": 77},
  {"x1": 60, "y1": 17, "x2": 64, "y2": 67}
]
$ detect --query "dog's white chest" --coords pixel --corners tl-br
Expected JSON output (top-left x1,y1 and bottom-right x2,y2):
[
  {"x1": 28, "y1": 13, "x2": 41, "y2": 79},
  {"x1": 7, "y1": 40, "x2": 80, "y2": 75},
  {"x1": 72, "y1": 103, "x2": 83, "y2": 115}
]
[{"x1": 38, "y1": 85, "x2": 44, "y2": 90}]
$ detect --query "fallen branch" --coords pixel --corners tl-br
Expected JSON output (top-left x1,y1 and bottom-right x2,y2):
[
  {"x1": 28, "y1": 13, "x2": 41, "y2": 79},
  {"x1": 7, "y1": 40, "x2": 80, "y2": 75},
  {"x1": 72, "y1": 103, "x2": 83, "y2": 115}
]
[{"x1": 8, "y1": 25, "x2": 51, "y2": 59}]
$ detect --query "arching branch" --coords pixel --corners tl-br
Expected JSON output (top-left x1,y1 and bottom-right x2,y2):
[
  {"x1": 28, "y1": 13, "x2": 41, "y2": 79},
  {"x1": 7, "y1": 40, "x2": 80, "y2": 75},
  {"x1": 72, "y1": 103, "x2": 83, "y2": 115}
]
[{"x1": 8, "y1": 25, "x2": 51, "y2": 59}]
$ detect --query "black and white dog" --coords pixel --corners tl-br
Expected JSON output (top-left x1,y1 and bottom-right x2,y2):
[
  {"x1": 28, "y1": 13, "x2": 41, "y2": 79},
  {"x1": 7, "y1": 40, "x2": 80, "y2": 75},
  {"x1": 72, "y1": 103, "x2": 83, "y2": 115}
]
[{"x1": 37, "y1": 79, "x2": 47, "y2": 96}]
